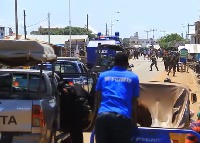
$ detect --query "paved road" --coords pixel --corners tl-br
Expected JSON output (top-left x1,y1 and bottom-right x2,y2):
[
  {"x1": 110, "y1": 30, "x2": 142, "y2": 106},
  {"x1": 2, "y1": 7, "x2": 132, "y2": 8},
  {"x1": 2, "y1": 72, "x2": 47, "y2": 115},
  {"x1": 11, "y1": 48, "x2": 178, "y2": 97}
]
[{"x1": 129, "y1": 56, "x2": 165, "y2": 82}]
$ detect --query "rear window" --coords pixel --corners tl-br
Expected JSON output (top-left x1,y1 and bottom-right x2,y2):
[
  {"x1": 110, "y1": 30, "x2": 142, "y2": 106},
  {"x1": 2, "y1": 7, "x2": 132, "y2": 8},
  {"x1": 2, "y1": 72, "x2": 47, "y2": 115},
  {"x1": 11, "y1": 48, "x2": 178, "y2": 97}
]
[
  {"x1": 101, "y1": 59, "x2": 110, "y2": 66},
  {"x1": 55, "y1": 63, "x2": 78, "y2": 73},
  {"x1": 0, "y1": 73, "x2": 47, "y2": 99}
]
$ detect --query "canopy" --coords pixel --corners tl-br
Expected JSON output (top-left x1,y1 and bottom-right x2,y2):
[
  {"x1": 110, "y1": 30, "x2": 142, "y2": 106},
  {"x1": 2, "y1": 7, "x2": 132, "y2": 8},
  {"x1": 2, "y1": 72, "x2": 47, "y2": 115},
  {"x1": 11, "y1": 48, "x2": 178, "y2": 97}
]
[
  {"x1": 137, "y1": 81, "x2": 190, "y2": 128},
  {"x1": 0, "y1": 40, "x2": 57, "y2": 66},
  {"x1": 178, "y1": 44, "x2": 200, "y2": 53}
]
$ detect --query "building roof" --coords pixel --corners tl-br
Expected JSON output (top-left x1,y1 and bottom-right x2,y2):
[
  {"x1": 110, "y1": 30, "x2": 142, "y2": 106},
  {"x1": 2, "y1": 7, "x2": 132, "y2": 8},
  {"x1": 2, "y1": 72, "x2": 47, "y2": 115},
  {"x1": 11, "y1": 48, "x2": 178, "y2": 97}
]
[{"x1": 7, "y1": 35, "x2": 88, "y2": 45}]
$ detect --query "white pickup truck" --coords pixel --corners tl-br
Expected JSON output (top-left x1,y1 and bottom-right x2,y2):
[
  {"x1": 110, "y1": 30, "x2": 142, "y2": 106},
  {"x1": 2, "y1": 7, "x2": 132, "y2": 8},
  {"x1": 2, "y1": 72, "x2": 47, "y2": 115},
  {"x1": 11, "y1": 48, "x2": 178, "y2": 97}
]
[
  {"x1": 0, "y1": 40, "x2": 58, "y2": 143},
  {"x1": 0, "y1": 40, "x2": 99, "y2": 143}
]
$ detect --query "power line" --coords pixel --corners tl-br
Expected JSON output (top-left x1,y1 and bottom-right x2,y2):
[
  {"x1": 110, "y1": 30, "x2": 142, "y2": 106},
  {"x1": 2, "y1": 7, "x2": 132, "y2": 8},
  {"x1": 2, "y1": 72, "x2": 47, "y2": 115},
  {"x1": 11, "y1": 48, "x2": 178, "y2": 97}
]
[{"x1": 25, "y1": 18, "x2": 48, "y2": 28}]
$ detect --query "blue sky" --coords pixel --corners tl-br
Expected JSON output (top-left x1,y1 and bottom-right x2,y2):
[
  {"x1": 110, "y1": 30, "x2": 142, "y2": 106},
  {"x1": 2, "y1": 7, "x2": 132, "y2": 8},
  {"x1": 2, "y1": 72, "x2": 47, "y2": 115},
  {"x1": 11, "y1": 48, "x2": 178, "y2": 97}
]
[{"x1": 0, "y1": 0, "x2": 200, "y2": 39}]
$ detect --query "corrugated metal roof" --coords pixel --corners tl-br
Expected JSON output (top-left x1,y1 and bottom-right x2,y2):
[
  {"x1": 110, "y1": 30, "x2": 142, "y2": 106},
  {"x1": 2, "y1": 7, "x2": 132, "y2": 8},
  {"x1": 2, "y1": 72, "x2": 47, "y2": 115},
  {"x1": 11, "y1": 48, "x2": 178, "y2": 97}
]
[{"x1": 7, "y1": 35, "x2": 88, "y2": 45}]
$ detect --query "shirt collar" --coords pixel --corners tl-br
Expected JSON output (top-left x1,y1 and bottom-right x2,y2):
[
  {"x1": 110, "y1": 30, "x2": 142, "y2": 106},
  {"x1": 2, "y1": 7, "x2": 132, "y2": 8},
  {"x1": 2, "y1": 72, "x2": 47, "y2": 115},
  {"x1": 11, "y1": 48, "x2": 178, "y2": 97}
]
[{"x1": 112, "y1": 66, "x2": 127, "y2": 71}]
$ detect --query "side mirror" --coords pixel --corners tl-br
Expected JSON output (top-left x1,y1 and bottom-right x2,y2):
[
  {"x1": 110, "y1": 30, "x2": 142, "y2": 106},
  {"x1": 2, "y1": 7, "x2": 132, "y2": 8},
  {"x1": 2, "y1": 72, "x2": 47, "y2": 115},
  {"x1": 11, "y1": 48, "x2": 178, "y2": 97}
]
[{"x1": 191, "y1": 93, "x2": 197, "y2": 104}]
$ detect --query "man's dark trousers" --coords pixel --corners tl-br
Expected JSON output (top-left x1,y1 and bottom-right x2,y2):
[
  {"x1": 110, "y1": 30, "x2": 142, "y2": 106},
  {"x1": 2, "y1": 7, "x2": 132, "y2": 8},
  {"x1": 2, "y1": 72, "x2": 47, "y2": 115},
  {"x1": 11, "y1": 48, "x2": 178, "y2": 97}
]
[{"x1": 95, "y1": 112, "x2": 132, "y2": 143}]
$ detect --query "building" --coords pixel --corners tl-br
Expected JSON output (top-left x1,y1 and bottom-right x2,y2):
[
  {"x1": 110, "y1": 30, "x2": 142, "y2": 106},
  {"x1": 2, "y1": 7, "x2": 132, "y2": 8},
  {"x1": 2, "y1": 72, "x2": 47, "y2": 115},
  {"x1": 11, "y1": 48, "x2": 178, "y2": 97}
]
[
  {"x1": 38, "y1": 26, "x2": 59, "y2": 33},
  {"x1": 130, "y1": 32, "x2": 158, "y2": 48},
  {"x1": 0, "y1": 27, "x2": 5, "y2": 39},
  {"x1": 194, "y1": 21, "x2": 200, "y2": 44}
]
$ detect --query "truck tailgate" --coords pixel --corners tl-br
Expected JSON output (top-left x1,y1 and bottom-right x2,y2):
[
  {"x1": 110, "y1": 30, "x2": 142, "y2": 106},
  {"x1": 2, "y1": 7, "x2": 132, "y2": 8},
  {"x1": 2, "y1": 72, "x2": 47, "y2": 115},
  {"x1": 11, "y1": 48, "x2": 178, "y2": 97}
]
[{"x1": 0, "y1": 100, "x2": 32, "y2": 132}]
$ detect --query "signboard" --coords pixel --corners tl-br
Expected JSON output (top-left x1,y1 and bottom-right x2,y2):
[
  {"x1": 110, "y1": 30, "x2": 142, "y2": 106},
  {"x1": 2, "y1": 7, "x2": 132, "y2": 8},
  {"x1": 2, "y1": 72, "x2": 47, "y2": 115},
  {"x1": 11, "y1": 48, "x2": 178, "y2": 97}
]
[
  {"x1": 180, "y1": 48, "x2": 188, "y2": 63},
  {"x1": 131, "y1": 129, "x2": 171, "y2": 143},
  {"x1": 0, "y1": 27, "x2": 5, "y2": 39}
]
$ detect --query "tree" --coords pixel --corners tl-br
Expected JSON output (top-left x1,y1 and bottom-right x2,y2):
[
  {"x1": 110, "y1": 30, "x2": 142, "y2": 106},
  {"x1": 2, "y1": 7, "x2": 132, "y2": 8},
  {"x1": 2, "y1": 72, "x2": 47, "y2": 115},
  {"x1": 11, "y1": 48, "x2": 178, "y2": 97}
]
[
  {"x1": 158, "y1": 33, "x2": 187, "y2": 49},
  {"x1": 30, "y1": 26, "x2": 96, "y2": 39}
]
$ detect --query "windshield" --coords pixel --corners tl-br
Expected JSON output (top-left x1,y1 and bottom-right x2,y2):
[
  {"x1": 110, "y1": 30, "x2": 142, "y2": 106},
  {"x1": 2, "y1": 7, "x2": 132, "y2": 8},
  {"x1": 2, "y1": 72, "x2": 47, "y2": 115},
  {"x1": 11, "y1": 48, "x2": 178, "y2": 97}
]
[
  {"x1": 101, "y1": 59, "x2": 110, "y2": 66},
  {"x1": 55, "y1": 63, "x2": 78, "y2": 73},
  {"x1": 0, "y1": 73, "x2": 47, "y2": 99}
]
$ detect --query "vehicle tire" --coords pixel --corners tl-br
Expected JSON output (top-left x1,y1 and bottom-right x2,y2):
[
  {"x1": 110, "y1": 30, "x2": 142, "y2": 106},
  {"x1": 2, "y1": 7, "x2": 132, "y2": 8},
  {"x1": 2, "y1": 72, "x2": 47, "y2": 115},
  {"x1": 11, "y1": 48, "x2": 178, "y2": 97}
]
[{"x1": 0, "y1": 133, "x2": 13, "y2": 143}]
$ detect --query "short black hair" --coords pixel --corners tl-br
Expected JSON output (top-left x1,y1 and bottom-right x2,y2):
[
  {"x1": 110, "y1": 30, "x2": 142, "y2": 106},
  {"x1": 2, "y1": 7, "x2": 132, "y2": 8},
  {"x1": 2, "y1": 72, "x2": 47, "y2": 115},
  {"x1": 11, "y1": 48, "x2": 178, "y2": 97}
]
[{"x1": 114, "y1": 52, "x2": 128, "y2": 66}]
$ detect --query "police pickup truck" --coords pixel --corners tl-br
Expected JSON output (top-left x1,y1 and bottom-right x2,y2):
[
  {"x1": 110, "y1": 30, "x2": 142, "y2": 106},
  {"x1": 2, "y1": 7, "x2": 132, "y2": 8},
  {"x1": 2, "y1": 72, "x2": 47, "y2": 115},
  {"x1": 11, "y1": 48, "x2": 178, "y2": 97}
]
[{"x1": 0, "y1": 40, "x2": 58, "y2": 143}]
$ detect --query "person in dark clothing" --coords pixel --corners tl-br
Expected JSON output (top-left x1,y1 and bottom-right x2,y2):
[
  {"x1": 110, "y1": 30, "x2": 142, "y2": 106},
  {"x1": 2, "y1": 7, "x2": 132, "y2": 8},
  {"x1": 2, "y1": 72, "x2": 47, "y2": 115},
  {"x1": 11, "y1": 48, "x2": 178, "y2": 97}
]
[
  {"x1": 150, "y1": 55, "x2": 159, "y2": 71},
  {"x1": 176, "y1": 53, "x2": 180, "y2": 72},
  {"x1": 164, "y1": 54, "x2": 171, "y2": 71},
  {"x1": 58, "y1": 81, "x2": 89, "y2": 143},
  {"x1": 167, "y1": 55, "x2": 177, "y2": 76}
]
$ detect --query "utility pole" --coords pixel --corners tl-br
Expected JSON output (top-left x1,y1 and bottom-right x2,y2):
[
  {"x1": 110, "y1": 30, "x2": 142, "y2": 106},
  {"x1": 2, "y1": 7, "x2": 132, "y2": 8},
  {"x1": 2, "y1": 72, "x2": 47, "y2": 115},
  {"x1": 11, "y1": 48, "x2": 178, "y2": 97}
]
[
  {"x1": 23, "y1": 10, "x2": 27, "y2": 39},
  {"x1": 48, "y1": 12, "x2": 50, "y2": 45},
  {"x1": 187, "y1": 23, "x2": 195, "y2": 39},
  {"x1": 110, "y1": 12, "x2": 120, "y2": 36},
  {"x1": 144, "y1": 30, "x2": 151, "y2": 39},
  {"x1": 15, "y1": 0, "x2": 18, "y2": 40},
  {"x1": 160, "y1": 30, "x2": 166, "y2": 37},
  {"x1": 69, "y1": 0, "x2": 72, "y2": 57},
  {"x1": 86, "y1": 14, "x2": 88, "y2": 31},
  {"x1": 181, "y1": 33, "x2": 183, "y2": 38},
  {"x1": 106, "y1": 23, "x2": 108, "y2": 36},
  {"x1": 150, "y1": 29, "x2": 157, "y2": 39}
]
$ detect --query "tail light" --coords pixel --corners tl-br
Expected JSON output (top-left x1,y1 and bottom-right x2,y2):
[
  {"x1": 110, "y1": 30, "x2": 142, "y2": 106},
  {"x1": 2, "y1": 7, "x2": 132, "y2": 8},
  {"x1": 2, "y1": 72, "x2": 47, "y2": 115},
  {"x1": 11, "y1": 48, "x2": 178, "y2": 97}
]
[
  {"x1": 68, "y1": 82, "x2": 73, "y2": 85},
  {"x1": 32, "y1": 105, "x2": 45, "y2": 127},
  {"x1": 172, "y1": 140, "x2": 178, "y2": 143},
  {"x1": 13, "y1": 81, "x2": 19, "y2": 86}
]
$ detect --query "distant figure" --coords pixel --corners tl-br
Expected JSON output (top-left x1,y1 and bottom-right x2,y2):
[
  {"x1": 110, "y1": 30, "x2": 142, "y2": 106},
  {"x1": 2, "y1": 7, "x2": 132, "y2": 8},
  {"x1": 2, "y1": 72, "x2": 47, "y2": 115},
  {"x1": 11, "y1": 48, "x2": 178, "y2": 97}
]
[
  {"x1": 134, "y1": 50, "x2": 138, "y2": 59},
  {"x1": 150, "y1": 55, "x2": 159, "y2": 71},
  {"x1": 147, "y1": 49, "x2": 151, "y2": 60},
  {"x1": 79, "y1": 48, "x2": 84, "y2": 56},
  {"x1": 143, "y1": 49, "x2": 147, "y2": 60},
  {"x1": 167, "y1": 55, "x2": 177, "y2": 76}
]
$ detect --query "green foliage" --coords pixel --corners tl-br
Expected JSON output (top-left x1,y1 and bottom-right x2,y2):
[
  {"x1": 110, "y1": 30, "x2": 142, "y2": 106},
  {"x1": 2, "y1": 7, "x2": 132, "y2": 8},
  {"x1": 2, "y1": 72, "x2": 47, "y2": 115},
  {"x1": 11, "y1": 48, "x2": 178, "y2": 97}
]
[
  {"x1": 158, "y1": 33, "x2": 186, "y2": 49},
  {"x1": 30, "y1": 26, "x2": 96, "y2": 39}
]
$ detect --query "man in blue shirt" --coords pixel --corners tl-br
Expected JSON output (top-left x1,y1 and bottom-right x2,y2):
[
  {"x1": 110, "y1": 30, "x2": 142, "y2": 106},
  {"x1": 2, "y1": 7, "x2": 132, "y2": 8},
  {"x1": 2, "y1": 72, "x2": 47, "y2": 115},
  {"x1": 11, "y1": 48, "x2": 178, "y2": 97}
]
[{"x1": 95, "y1": 52, "x2": 140, "y2": 143}]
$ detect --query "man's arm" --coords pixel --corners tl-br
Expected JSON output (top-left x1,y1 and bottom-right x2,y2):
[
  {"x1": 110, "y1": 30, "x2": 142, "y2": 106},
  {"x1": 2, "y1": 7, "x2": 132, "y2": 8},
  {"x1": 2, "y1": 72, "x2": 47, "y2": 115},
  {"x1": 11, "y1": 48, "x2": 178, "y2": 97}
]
[
  {"x1": 96, "y1": 91, "x2": 101, "y2": 109},
  {"x1": 132, "y1": 97, "x2": 138, "y2": 126}
]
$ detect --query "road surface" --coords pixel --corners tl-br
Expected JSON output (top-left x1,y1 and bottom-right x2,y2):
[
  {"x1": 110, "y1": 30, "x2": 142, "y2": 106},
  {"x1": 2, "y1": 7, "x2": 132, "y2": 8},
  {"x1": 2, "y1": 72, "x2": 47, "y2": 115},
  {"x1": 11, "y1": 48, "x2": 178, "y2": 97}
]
[{"x1": 129, "y1": 56, "x2": 165, "y2": 82}]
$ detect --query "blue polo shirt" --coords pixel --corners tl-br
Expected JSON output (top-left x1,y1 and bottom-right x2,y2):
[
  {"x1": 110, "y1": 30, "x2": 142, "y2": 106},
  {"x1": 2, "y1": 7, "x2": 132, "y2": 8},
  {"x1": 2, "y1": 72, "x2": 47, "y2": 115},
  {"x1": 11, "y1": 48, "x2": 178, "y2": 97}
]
[{"x1": 95, "y1": 66, "x2": 140, "y2": 119}]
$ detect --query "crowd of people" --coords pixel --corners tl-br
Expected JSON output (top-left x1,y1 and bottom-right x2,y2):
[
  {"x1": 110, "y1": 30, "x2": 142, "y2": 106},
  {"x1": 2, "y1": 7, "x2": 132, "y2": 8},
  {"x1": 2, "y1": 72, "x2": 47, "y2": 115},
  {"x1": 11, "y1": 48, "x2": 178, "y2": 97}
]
[{"x1": 124, "y1": 47, "x2": 181, "y2": 76}]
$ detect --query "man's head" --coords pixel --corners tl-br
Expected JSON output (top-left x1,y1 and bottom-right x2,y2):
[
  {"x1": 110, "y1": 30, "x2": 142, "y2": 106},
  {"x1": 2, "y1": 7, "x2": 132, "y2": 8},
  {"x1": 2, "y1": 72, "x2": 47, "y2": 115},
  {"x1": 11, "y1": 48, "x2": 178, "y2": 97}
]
[{"x1": 114, "y1": 52, "x2": 129, "y2": 68}]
